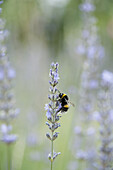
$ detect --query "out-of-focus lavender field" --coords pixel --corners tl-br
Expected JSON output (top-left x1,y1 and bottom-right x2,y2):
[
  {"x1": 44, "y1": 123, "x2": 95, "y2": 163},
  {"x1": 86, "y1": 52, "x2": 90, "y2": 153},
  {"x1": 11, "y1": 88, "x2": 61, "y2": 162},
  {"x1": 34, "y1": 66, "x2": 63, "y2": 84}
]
[{"x1": 0, "y1": 0, "x2": 113, "y2": 170}]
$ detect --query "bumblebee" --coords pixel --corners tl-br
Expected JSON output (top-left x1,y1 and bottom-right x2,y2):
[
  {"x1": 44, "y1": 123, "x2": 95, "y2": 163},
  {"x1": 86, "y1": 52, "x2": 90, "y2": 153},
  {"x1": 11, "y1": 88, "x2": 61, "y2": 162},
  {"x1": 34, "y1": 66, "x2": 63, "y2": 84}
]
[
  {"x1": 58, "y1": 93, "x2": 69, "y2": 112},
  {"x1": 57, "y1": 92, "x2": 74, "y2": 113}
]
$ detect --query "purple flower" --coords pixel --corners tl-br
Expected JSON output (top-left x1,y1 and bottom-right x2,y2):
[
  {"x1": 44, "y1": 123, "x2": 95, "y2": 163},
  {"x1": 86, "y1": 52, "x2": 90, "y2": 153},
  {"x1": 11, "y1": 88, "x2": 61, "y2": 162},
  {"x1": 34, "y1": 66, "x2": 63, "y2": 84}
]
[
  {"x1": 76, "y1": 150, "x2": 87, "y2": 160},
  {"x1": 87, "y1": 46, "x2": 96, "y2": 58},
  {"x1": 98, "y1": 70, "x2": 113, "y2": 168},
  {"x1": 54, "y1": 73, "x2": 59, "y2": 81},
  {"x1": 44, "y1": 104, "x2": 49, "y2": 111},
  {"x1": 101, "y1": 70, "x2": 113, "y2": 87},
  {"x1": 0, "y1": 68, "x2": 4, "y2": 81},
  {"x1": 10, "y1": 108, "x2": 20, "y2": 118},
  {"x1": 46, "y1": 109, "x2": 52, "y2": 120},
  {"x1": 89, "y1": 80, "x2": 98, "y2": 89},
  {"x1": 7, "y1": 67, "x2": 16, "y2": 79},
  {"x1": 45, "y1": 62, "x2": 62, "y2": 163},
  {"x1": 109, "y1": 110, "x2": 113, "y2": 122},
  {"x1": 0, "y1": 8, "x2": 2, "y2": 14},
  {"x1": 1, "y1": 124, "x2": 12, "y2": 134},
  {"x1": 74, "y1": 126, "x2": 82, "y2": 135},
  {"x1": 75, "y1": 0, "x2": 103, "y2": 169},
  {"x1": 1, "y1": 134, "x2": 18, "y2": 144},
  {"x1": 0, "y1": 9, "x2": 19, "y2": 147},
  {"x1": 79, "y1": 2, "x2": 95, "y2": 12},
  {"x1": 0, "y1": 1, "x2": 3, "y2": 5},
  {"x1": 92, "y1": 111, "x2": 101, "y2": 122}
]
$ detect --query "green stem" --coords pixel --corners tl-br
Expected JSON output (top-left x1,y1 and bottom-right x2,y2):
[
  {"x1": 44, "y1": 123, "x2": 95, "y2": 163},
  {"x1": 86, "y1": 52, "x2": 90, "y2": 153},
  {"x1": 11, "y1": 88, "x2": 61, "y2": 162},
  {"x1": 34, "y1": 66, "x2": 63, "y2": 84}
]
[
  {"x1": 6, "y1": 144, "x2": 12, "y2": 170},
  {"x1": 51, "y1": 85, "x2": 56, "y2": 170},
  {"x1": 51, "y1": 131, "x2": 53, "y2": 170},
  {"x1": 51, "y1": 162, "x2": 52, "y2": 170}
]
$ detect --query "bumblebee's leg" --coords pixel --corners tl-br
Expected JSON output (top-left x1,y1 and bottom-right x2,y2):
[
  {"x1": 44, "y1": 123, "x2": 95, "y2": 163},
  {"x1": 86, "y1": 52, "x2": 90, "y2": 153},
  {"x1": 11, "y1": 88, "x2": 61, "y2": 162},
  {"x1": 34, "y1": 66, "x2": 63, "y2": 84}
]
[{"x1": 56, "y1": 100, "x2": 60, "y2": 107}]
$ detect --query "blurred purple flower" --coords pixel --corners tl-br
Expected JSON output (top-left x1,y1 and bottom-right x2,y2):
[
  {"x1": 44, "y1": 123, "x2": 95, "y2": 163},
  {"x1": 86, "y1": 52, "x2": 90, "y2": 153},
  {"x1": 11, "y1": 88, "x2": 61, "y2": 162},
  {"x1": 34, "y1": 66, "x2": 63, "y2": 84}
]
[
  {"x1": 76, "y1": 150, "x2": 87, "y2": 160},
  {"x1": 79, "y1": 2, "x2": 95, "y2": 12},
  {"x1": 7, "y1": 68, "x2": 16, "y2": 79},
  {"x1": 92, "y1": 111, "x2": 101, "y2": 122},
  {"x1": 76, "y1": 44, "x2": 85, "y2": 55},
  {"x1": 98, "y1": 70, "x2": 113, "y2": 169},
  {"x1": 89, "y1": 80, "x2": 98, "y2": 89},
  {"x1": 101, "y1": 70, "x2": 113, "y2": 87},
  {"x1": 1, "y1": 134, "x2": 17, "y2": 144},
  {"x1": 0, "y1": 1, "x2": 3, "y2": 5},
  {"x1": 0, "y1": 6, "x2": 19, "y2": 147},
  {"x1": 74, "y1": 126, "x2": 82, "y2": 135},
  {"x1": 109, "y1": 110, "x2": 113, "y2": 122},
  {"x1": 87, "y1": 46, "x2": 96, "y2": 58},
  {"x1": 1, "y1": 124, "x2": 12, "y2": 135},
  {"x1": 0, "y1": 68, "x2": 4, "y2": 81}
]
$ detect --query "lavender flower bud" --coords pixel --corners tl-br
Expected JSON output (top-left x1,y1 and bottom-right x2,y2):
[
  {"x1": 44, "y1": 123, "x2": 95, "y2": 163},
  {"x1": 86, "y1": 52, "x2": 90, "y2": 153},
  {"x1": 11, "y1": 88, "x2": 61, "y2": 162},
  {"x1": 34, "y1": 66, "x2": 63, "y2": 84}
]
[
  {"x1": 53, "y1": 152, "x2": 61, "y2": 160},
  {"x1": 46, "y1": 132, "x2": 51, "y2": 141},
  {"x1": 48, "y1": 153, "x2": 51, "y2": 160},
  {"x1": 52, "y1": 132, "x2": 59, "y2": 141}
]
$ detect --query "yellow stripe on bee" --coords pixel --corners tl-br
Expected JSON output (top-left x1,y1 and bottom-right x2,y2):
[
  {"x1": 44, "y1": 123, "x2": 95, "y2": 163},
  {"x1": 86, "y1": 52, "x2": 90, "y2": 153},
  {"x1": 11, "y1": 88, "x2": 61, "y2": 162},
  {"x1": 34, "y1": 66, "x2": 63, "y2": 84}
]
[
  {"x1": 61, "y1": 94, "x2": 66, "y2": 99},
  {"x1": 64, "y1": 104, "x2": 69, "y2": 108}
]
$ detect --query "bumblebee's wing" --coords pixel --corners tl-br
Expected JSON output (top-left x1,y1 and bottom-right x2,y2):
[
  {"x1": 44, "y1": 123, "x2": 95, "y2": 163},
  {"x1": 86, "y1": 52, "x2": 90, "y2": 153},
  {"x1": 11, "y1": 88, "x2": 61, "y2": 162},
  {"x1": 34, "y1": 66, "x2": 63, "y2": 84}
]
[
  {"x1": 65, "y1": 99, "x2": 75, "y2": 107},
  {"x1": 63, "y1": 97, "x2": 68, "y2": 104}
]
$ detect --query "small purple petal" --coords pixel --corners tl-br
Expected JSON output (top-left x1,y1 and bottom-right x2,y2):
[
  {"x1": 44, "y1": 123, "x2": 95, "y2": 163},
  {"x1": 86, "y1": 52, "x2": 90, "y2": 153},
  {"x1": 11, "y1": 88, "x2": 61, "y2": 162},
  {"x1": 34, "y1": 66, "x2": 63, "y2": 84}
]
[
  {"x1": 7, "y1": 68, "x2": 16, "y2": 79},
  {"x1": 46, "y1": 110, "x2": 52, "y2": 119},
  {"x1": 101, "y1": 70, "x2": 113, "y2": 87},
  {"x1": 45, "y1": 104, "x2": 49, "y2": 111}
]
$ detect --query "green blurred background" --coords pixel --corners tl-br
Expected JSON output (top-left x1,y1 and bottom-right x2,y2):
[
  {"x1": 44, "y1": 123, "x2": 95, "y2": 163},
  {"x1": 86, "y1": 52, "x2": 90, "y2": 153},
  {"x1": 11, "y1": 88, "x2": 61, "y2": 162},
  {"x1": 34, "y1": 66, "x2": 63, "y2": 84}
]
[{"x1": 0, "y1": 0, "x2": 113, "y2": 170}]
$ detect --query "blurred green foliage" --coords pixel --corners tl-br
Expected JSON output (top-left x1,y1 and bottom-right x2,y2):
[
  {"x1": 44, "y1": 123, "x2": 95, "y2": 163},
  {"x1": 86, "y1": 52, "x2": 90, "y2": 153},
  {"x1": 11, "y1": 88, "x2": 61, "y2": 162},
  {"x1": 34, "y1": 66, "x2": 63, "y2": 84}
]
[{"x1": 0, "y1": 0, "x2": 113, "y2": 170}]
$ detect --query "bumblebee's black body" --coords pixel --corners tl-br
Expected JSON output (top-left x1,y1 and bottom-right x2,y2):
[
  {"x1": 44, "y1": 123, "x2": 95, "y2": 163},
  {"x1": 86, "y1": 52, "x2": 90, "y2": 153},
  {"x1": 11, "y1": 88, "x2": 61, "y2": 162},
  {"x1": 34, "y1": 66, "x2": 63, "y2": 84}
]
[{"x1": 58, "y1": 93, "x2": 69, "y2": 112}]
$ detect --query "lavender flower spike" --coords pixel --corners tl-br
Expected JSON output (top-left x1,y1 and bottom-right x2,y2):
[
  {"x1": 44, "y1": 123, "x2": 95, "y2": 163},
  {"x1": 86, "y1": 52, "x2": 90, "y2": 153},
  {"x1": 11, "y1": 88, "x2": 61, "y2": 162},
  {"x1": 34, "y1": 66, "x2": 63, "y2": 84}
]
[
  {"x1": 98, "y1": 70, "x2": 113, "y2": 169},
  {"x1": 0, "y1": 2, "x2": 19, "y2": 169},
  {"x1": 45, "y1": 62, "x2": 61, "y2": 170},
  {"x1": 0, "y1": 9, "x2": 18, "y2": 146}
]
